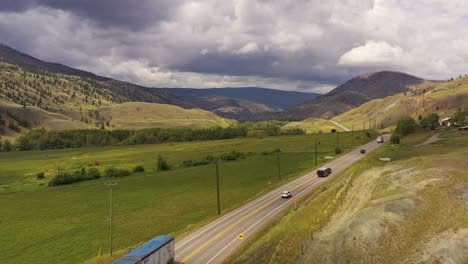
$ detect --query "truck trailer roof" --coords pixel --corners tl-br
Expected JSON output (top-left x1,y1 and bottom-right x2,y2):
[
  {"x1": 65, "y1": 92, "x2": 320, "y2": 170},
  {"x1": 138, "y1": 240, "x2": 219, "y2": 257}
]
[
  {"x1": 115, "y1": 235, "x2": 174, "y2": 262},
  {"x1": 113, "y1": 259, "x2": 139, "y2": 264}
]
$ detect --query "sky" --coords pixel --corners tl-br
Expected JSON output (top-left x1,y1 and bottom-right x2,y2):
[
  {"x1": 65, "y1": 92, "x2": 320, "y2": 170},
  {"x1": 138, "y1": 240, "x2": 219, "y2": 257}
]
[{"x1": 1, "y1": 0, "x2": 468, "y2": 93}]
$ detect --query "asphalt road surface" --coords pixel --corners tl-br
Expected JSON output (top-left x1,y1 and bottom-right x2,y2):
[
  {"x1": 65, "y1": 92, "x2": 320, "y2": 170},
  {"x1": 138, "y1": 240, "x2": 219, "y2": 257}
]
[{"x1": 175, "y1": 134, "x2": 390, "y2": 264}]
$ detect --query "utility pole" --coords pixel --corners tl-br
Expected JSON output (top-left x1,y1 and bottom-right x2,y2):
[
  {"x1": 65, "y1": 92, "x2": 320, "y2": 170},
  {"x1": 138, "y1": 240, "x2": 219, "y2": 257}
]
[
  {"x1": 314, "y1": 136, "x2": 318, "y2": 166},
  {"x1": 276, "y1": 147, "x2": 281, "y2": 181},
  {"x1": 215, "y1": 158, "x2": 221, "y2": 215},
  {"x1": 57, "y1": 160, "x2": 62, "y2": 174},
  {"x1": 336, "y1": 131, "x2": 340, "y2": 149},
  {"x1": 104, "y1": 176, "x2": 117, "y2": 256},
  {"x1": 362, "y1": 121, "x2": 365, "y2": 138}
]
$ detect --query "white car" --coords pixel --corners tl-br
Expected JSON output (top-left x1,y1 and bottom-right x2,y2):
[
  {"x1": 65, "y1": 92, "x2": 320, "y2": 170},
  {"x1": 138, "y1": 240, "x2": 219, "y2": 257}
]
[{"x1": 281, "y1": 191, "x2": 292, "y2": 198}]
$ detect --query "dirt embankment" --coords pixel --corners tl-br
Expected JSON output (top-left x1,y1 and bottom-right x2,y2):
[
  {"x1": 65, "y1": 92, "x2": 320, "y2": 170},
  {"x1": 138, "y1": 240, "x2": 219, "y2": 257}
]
[{"x1": 302, "y1": 159, "x2": 468, "y2": 264}]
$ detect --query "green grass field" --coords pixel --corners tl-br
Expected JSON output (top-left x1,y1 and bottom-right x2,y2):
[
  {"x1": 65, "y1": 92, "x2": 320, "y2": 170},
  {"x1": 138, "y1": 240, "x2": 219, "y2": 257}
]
[
  {"x1": 0, "y1": 132, "x2": 375, "y2": 263},
  {"x1": 281, "y1": 118, "x2": 344, "y2": 133}
]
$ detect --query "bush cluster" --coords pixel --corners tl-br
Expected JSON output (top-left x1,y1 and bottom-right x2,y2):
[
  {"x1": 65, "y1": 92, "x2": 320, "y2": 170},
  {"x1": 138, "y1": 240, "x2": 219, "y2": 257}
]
[
  {"x1": 36, "y1": 172, "x2": 45, "y2": 179},
  {"x1": 104, "y1": 167, "x2": 131, "y2": 177},
  {"x1": 182, "y1": 159, "x2": 210, "y2": 167},
  {"x1": 182, "y1": 151, "x2": 247, "y2": 167},
  {"x1": 219, "y1": 151, "x2": 245, "y2": 161},
  {"x1": 133, "y1": 165, "x2": 145, "y2": 172},
  {"x1": 48, "y1": 168, "x2": 101, "y2": 186},
  {"x1": 390, "y1": 135, "x2": 400, "y2": 144},
  {"x1": 156, "y1": 156, "x2": 170, "y2": 171}
]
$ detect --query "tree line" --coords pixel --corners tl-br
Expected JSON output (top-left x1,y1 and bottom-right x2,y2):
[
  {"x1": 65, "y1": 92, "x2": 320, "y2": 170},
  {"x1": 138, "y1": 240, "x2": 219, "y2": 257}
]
[{"x1": 0, "y1": 122, "x2": 305, "y2": 152}]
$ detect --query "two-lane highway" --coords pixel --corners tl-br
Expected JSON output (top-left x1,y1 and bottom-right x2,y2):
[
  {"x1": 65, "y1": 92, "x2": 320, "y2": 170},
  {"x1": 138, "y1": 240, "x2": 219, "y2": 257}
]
[{"x1": 175, "y1": 134, "x2": 390, "y2": 263}]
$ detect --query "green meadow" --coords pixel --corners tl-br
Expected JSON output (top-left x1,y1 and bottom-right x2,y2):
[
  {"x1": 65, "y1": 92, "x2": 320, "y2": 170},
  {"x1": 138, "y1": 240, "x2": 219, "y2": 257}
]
[{"x1": 0, "y1": 132, "x2": 374, "y2": 263}]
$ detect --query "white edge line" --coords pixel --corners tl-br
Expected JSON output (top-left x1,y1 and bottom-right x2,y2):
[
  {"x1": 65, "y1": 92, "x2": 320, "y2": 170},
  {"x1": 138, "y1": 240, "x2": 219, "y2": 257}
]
[
  {"x1": 177, "y1": 135, "x2": 386, "y2": 251},
  {"x1": 205, "y1": 138, "x2": 388, "y2": 263},
  {"x1": 206, "y1": 178, "x2": 326, "y2": 264}
]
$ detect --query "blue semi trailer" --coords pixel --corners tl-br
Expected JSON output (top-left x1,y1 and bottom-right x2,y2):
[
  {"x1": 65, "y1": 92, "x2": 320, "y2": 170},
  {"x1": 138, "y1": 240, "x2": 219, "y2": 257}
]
[{"x1": 113, "y1": 235, "x2": 174, "y2": 264}]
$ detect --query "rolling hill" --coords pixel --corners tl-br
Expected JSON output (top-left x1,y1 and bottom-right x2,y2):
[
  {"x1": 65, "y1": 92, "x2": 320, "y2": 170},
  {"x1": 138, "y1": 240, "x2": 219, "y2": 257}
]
[
  {"x1": 280, "y1": 71, "x2": 425, "y2": 120},
  {"x1": 0, "y1": 45, "x2": 236, "y2": 137},
  {"x1": 0, "y1": 44, "x2": 191, "y2": 108},
  {"x1": 332, "y1": 75, "x2": 468, "y2": 129},
  {"x1": 98, "y1": 102, "x2": 236, "y2": 130}
]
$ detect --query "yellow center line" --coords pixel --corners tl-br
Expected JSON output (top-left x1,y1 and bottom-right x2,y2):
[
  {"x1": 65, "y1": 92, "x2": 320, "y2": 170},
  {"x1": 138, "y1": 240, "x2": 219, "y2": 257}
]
[{"x1": 181, "y1": 177, "x2": 316, "y2": 263}]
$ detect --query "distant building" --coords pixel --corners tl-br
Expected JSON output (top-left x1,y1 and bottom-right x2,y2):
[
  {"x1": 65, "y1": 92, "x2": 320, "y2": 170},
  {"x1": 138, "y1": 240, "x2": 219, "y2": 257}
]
[{"x1": 440, "y1": 117, "x2": 452, "y2": 127}]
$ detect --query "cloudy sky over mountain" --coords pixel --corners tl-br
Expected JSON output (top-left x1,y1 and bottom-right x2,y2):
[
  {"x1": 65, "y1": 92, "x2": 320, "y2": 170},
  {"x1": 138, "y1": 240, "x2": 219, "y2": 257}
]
[{"x1": 1, "y1": 0, "x2": 467, "y2": 92}]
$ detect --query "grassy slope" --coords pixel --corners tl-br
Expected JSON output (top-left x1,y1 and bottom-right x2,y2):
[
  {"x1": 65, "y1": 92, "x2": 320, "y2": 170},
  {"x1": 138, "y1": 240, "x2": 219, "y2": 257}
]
[
  {"x1": 333, "y1": 77, "x2": 468, "y2": 130},
  {"x1": 281, "y1": 118, "x2": 344, "y2": 133},
  {"x1": 0, "y1": 98, "x2": 91, "y2": 131},
  {"x1": 231, "y1": 129, "x2": 468, "y2": 264},
  {"x1": 0, "y1": 132, "x2": 375, "y2": 264},
  {"x1": 99, "y1": 102, "x2": 236, "y2": 130},
  {"x1": 0, "y1": 61, "x2": 233, "y2": 134}
]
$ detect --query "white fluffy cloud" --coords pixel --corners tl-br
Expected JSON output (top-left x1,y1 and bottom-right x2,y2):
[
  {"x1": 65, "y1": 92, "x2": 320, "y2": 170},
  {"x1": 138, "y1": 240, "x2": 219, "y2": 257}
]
[
  {"x1": 1, "y1": 0, "x2": 468, "y2": 92},
  {"x1": 338, "y1": 41, "x2": 403, "y2": 66}
]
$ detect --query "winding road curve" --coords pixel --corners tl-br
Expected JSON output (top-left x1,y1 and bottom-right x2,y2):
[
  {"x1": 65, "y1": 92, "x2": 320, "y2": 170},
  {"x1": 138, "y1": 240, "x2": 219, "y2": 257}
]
[{"x1": 175, "y1": 134, "x2": 390, "y2": 264}]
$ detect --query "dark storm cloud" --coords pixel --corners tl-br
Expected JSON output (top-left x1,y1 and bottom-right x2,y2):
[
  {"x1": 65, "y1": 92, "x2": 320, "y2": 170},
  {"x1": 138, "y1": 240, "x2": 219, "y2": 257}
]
[
  {"x1": 0, "y1": 0, "x2": 468, "y2": 92},
  {"x1": 0, "y1": 0, "x2": 182, "y2": 29},
  {"x1": 176, "y1": 53, "x2": 278, "y2": 77}
]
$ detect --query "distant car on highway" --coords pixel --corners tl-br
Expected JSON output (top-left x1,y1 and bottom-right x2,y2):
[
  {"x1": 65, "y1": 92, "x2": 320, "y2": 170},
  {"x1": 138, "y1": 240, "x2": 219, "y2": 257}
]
[
  {"x1": 281, "y1": 191, "x2": 292, "y2": 198},
  {"x1": 377, "y1": 136, "x2": 384, "y2": 143},
  {"x1": 317, "y1": 167, "x2": 332, "y2": 177},
  {"x1": 360, "y1": 149, "x2": 366, "y2": 154}
]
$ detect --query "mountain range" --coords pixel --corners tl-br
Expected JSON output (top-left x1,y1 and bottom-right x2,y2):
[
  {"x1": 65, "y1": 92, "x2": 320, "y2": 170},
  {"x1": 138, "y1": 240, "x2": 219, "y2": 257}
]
[
  {"x1": 2, "y1": 43, "x2": 464, "y2": 139},
  {"x1": 0, "y1": 44, "x2": 322, "y2": 122},
  {"x1": 165, "y1": 87, "x2": 319, "y2": 120}
]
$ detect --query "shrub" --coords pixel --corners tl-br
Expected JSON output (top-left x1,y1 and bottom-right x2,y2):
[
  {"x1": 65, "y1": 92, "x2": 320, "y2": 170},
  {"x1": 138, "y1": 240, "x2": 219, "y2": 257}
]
[
  {"x1": 87, "y1": 168, "x2": 101, "y2": 179},
  {"x1": 36, "y1": 172, "x2": 45, "y2": 179},
  {"x1": 49, "y1": 172, "x2": 77, "y2": 186},
  {"x1": 105, "y1": 167, "x2": 131, "y2": 177},
  {"x1": 205, "y1": 155, "x2": 217, "y2": 162},
  {"x1": 390, "y1": 135, "x2": 400, "y2": 144},
  {"x1": 335, "y1": 147, "x2": 342, "y2": 154},
  {"x1": 182, "y1": 160, "x2": 193, "y2": 167},
  {"x1": 396, "y1": 117, "x2": 417, "y2": 136},
  {"x1": 133, "y1": 165, "x2": 145, "y2": 172},
  {"x1": 220, "y1": 151, "x2": 245, "y2": 161},
  {"x1": 182, "y1": 159, "x2": 211, "y2": 167},
  {"x1": 48, "y1": 171, "x2": 96, "y2": 186},
  {"x1": 156, "y1": 156, "x2": 170, "y2": 171}
]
